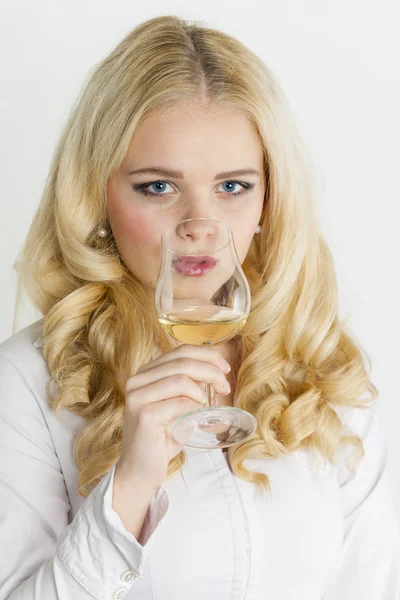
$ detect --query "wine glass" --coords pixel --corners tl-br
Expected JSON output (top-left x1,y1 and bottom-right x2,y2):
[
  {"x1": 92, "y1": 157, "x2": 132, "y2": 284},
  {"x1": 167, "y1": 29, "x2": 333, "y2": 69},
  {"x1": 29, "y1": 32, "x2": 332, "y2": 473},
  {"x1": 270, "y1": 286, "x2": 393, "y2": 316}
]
[{"x1": 155, "y1": 217, "x2": 257, "y2": 449}]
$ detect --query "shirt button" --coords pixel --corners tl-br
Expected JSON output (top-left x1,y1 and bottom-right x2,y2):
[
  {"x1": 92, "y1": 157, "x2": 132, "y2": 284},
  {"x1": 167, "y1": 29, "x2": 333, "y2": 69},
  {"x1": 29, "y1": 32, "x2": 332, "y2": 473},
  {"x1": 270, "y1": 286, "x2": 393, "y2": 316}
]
[
  {"x1": 113, "y1": 588, "x2": 127, "y2": 600},
  {"x1": 120, "y1": 569, "x2": 137, "y2": 583}
]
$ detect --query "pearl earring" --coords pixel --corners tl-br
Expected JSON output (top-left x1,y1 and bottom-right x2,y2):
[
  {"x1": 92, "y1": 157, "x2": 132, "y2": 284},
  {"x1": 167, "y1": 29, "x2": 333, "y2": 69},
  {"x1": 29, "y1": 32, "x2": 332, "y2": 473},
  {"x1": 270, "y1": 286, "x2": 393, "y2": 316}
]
[
  {"x1": 97, "y1": 226, "x2": 107, "y2": 238},
  {"x1": 255, "y1": 225, "x2": 262, "y2": 233}
]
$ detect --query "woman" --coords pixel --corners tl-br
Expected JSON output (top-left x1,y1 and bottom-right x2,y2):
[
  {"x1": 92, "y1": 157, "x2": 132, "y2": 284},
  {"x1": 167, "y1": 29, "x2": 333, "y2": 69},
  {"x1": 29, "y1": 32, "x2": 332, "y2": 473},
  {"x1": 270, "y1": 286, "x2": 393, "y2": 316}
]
[{"x1": 0, "y1": 14, "x2": 399, "y2": 600}]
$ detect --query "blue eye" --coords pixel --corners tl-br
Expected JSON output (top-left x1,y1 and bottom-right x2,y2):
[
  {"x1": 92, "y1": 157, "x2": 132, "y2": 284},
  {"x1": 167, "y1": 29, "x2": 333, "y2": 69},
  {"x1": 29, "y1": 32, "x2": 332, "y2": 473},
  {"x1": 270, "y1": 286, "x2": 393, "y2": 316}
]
[
  {"x1": 136, "y1": 181, "x2": 174, "y2": 196},
  {"x1": 133, "y1": 180, "x2": 254, "y2": 198},
  {"x1": 220, "y1": 181, "x2": 249, "y2": 196}
]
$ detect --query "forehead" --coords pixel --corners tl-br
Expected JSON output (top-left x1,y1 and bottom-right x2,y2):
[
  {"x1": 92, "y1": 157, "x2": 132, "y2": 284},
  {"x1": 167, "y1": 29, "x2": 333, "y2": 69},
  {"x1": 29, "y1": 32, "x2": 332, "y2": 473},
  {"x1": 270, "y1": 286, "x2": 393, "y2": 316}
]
[{"x1": 124, "y1": 102, "x2": 264, "y2": 172}]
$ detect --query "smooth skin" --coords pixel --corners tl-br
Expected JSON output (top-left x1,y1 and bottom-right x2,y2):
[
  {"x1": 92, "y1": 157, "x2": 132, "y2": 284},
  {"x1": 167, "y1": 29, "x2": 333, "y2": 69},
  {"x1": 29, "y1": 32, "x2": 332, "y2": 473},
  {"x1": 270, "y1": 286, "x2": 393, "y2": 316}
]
[
  {"x1": 116, "y1": 344, "x2": 232, "y2": 491},
  {"x1": 108, "y1": 101, "x2": 265, "y2": 533}
]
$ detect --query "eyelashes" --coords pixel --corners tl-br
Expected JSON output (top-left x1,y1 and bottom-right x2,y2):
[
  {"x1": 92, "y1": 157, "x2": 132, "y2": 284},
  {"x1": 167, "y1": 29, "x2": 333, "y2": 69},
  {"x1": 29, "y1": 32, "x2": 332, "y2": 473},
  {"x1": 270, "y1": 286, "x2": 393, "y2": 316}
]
[{"x1": 132, "y1": 180, "x2": 254, "y2": 199}]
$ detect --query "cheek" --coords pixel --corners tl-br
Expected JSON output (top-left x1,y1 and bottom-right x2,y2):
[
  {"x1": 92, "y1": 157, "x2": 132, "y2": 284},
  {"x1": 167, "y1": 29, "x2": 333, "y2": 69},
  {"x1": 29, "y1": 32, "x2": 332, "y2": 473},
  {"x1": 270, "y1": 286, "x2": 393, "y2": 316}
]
[
  {"x1": 231, "y1": 226, "x2": 256, "y2": 263},
  {"x1": 107, "y1": 180, "x2": 159, "y2": 246},
  {"x1": 116, "y1": 213, "x2": 155, "y2": 246},
  {"x1": 108, "y1": 199, "x2": 156, "y2": 248}
]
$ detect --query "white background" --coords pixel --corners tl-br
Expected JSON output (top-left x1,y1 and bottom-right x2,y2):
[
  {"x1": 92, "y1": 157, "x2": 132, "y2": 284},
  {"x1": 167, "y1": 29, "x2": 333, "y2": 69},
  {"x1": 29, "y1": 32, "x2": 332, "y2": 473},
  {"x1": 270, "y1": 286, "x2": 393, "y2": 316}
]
[{"x1": 1, "y1": 0, "x2": 399, "y2": 520}]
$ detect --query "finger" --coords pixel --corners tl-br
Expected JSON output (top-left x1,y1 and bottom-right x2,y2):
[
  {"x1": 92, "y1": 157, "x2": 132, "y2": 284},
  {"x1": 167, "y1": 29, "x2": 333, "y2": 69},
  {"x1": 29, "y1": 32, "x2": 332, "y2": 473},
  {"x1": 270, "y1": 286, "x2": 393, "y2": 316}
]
[
  {"x1": 137, "y1": 344, "x2": 230, "y2": 375},
  {"x1": 137, "y1": 395, "x2": 205, "y2": 431},
  {"x1": 128, "y1": 358, "x2": 229, "y2": 395},
  {"x1": 127, "y1": 375, "x2": 208, "y2": 409}
]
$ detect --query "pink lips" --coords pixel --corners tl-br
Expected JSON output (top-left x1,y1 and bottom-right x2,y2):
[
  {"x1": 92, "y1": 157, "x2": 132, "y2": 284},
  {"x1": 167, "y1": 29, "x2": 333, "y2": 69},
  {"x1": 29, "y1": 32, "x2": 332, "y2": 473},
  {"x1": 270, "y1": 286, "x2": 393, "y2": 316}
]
[{"x1": 172, "y1": 255, "x2": 217, "y2": 276}]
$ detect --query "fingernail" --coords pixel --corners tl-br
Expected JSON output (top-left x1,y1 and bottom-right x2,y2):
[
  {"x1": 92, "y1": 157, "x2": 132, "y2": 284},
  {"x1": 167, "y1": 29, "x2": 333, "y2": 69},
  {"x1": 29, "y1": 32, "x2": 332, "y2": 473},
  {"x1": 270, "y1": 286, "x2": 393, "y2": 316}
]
[
  {"x1": 223, "y1": 380, "x2": 231, "y2": 393},
  {"x1": 222, "y1": 361, "x2": 231, "y2": 373}
]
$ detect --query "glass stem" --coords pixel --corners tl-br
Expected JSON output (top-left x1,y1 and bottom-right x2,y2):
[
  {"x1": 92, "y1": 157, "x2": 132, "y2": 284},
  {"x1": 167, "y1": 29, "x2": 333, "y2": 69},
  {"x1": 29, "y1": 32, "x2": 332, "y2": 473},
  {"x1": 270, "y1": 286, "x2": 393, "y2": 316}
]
[
  {"x1": 205, "y1": 383, "x2": 215, "y2": 408},
  {"x1": 202, "y1": 340, "x2": 215, "y2": 409}
]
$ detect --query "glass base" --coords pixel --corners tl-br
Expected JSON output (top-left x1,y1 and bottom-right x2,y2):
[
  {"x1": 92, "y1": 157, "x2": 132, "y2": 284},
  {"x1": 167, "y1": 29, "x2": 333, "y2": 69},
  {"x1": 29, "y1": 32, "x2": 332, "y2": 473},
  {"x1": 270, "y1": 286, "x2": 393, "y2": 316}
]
[{"x1": 170, "y1": 406, "x2": 257, "y2": 449}]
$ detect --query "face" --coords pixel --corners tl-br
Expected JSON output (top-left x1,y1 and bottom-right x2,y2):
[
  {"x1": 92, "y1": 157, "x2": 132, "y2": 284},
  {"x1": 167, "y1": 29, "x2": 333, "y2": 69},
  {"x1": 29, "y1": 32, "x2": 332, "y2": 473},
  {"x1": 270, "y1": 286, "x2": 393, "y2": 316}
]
[{"x1": 107, "y1": 101, "x2": 266, "y2": 302}]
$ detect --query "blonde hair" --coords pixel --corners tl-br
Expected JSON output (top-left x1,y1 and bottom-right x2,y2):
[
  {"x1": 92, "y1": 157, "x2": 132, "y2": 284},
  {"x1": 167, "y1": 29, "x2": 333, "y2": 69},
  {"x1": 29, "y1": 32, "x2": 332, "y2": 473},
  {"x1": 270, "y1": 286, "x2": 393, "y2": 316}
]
[{"x1": 13, "y1": 15, "x2": 377, "y2": 497}]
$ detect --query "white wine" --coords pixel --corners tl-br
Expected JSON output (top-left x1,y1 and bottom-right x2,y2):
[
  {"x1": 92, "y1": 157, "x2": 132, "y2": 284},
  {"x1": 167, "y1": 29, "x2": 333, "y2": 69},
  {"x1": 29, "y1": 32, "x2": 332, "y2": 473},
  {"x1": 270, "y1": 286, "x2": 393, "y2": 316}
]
[{"x1": 158, "y1": 306, "x2": 247, "y2": 345}]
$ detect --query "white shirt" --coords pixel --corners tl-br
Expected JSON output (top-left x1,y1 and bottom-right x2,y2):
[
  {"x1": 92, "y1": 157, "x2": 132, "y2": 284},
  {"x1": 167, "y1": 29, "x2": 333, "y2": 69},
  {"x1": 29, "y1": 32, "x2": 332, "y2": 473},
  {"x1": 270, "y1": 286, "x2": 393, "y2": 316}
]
[{"x1": 0, "y1": 319, "x2": 399, "y2": 600}]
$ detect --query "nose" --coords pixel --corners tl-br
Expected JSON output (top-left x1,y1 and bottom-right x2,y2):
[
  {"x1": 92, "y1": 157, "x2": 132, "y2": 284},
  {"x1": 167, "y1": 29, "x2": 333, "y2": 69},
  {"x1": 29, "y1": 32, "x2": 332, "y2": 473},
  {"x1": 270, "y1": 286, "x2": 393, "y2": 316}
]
[{"x1": 176, "y1": 218, "x2": 218, "y2": 244}]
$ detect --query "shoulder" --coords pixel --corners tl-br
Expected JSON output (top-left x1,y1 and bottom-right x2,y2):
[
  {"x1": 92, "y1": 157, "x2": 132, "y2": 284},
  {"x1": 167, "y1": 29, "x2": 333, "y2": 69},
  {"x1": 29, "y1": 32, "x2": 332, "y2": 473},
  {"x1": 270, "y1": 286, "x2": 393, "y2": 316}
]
[
  {"x1": 291, "y1": 398, "x2": 383, "y2": 485},
  {"x1": 330, "y1": 396, "x2": 383, "y2": 446},
  {"x1": 0, "y1": 319, "x2": 85, "y2": 437},
  {"x1": 0, "y1": 318, "x2": 45, "y2": 360},
  {"x1": 0, "y1": 318, "x2": 49, "y2": 387},
  {"x1": 0, "y1": 319, "x2": 52, "y2": 418},
  {"x1": 329, "y1": 396, "x2": 387, "y2": 489}
]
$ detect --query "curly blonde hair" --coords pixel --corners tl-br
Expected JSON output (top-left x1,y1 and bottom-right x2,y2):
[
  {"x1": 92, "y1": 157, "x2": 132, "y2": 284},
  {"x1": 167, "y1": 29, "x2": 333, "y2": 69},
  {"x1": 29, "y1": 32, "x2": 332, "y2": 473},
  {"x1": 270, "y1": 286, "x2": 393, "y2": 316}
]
[{"x1": 13, "y1": 14, "x2": 377, "y2": 497}]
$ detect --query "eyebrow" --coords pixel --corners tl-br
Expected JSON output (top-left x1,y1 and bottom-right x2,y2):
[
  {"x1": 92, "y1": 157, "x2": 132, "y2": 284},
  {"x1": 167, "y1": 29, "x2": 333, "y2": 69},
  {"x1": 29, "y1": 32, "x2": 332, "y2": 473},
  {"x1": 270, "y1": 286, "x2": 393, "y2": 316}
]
[{"x1": 126, "y1": 167, "x2": 261, "y2": 180}]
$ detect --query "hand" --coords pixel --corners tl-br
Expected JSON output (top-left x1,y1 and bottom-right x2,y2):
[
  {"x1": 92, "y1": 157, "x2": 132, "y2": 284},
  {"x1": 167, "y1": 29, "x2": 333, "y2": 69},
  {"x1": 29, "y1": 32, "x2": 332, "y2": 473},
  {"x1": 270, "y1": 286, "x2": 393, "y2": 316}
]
[{"x1": 114, "y1": 344, "x2": 231, "y2": 492}]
